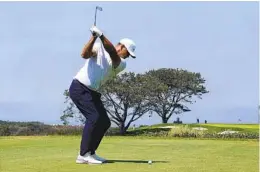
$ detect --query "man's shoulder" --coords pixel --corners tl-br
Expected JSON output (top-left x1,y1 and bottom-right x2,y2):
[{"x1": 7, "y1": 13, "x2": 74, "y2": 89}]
[
  {"x1": 120, "y1": 59, "x2": 127, "y2": 68},
  {"x1": 114, "y1": 59, "x2": 126, "y2": 73}
]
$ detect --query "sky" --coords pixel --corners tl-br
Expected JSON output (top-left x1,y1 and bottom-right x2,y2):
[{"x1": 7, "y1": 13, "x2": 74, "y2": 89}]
[{"x1": 0, "y1": 1, "x2": 259, "y2": 125}]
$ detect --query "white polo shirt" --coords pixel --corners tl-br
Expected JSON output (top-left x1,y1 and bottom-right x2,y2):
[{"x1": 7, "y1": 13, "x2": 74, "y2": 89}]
[{"x1": 74, "y1": 42, "x2": 126, "y2": 92}]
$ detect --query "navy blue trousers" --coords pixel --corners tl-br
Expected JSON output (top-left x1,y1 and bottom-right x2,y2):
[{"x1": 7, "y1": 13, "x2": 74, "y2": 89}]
[{"x1": 69, "y1": 79, "x2": 111, "y2": 156}]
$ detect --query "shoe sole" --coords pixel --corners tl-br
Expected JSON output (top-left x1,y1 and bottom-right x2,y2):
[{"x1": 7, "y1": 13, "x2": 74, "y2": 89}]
[
  {"x1": 76, "y1": 159, "x2": 102, "y2": 165},
  {"x1": 95, "y1": 159, "x2": 107, "y2": 163}
]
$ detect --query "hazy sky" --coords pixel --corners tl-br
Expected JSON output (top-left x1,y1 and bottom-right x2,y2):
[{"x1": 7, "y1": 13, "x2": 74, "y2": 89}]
[{"x1": 0, "y1": 1, "x2": 258, "y2": 125}]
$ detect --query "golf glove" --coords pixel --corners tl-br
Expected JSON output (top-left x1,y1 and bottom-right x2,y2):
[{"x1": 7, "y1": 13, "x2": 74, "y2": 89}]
[{"x1": 90, "y1": 26, "x2": 103, "y2": 37}]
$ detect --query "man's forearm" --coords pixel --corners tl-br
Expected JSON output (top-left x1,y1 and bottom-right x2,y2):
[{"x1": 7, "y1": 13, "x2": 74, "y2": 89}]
[
  {"x1": 81, "y1": 36, "x2": 97, "y2": 59},
  {"x1": 100, "y1": 35, "x2": 118, "y2": 58}
]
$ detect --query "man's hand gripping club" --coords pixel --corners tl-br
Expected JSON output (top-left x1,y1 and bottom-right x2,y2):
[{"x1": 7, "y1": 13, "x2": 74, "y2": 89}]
[{"x1": 90, "y1": 26, "x2": 121, "y2": 68}]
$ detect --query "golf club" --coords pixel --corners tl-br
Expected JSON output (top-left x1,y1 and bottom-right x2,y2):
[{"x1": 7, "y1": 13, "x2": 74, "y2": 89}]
[{"x1": 94, "y1": 6, "x2": 103, "y2": 26}]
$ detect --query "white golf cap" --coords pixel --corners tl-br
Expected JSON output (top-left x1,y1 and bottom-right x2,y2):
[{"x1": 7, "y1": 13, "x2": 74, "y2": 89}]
[{"x1": 119, "y1": 38, "x2": 136, "y2": 58}]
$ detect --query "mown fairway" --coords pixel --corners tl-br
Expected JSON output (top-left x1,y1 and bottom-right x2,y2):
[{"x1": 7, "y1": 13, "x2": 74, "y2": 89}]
[{"x1": 0, "y1": 136, "x2": 258, "y2": 172}]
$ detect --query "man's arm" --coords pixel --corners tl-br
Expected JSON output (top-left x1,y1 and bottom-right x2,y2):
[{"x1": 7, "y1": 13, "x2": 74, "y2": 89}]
[
  {"x1": 99, "y1": 35, "x2": 121, "y2": 68},
  {"x1": 81, "y1": 36, "x2": 98, "y2": 59}
]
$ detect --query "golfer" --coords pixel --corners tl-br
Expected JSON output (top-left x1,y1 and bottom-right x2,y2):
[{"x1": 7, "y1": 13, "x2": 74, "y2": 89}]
[{"x1": 69, "y1": 26, "x2": 136, "y2": 164}]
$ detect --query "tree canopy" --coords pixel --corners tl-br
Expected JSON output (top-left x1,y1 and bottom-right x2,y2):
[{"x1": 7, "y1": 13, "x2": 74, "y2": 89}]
[
  {"x1": 145, "y1": 68, "x2": 209, "y2": 123},
  {"x1": 61, "y1": 68, "x2": 208, "y2": 134}
]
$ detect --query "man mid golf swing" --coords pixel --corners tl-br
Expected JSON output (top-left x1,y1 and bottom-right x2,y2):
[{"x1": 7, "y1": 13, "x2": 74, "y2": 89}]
[{"x1": 69, "y1": 25, "x2": 136, "y2": 164}]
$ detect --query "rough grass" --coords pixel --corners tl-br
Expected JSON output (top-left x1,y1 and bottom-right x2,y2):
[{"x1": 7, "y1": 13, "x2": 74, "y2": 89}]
[{"x1": 0, "y1": 136, "x2": 258, "y2": 172}]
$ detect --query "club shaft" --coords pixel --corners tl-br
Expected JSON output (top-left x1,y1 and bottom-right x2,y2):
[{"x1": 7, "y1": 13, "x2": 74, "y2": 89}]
[{"x1": 94, "y1": 8, "x2": 97, "y2": 26}]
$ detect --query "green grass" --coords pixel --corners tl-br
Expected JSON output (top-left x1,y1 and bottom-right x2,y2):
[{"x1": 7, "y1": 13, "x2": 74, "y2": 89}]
[
  {"x1": 133, "y1": 123, "x2": 259, "y2": 134},
  {"x1": 0, "y1": 136, "x2": 258, "y2": 172},
  {"x1": 194, "y1": 123, "x2": 259, "y2": 133}
]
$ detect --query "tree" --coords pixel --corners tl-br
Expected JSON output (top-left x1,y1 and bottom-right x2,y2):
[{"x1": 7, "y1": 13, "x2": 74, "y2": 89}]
[
  {"x1": 61, "y1": 72, "x2": 163, "y2": 135},
  {"x1": 100, "y1": 72, "x2": 162, "y2": 135},
  {"x1": 146, "y1": 68, "x2": 209, "y2": 123},
  {"x1": 61, "y1": 90, "x2": 85, "y2": 125}
]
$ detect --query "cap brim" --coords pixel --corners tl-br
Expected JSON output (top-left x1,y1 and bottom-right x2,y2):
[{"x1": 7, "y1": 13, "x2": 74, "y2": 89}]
[{"x1": 128, "y1": 50, "x2": 136, "y2": 58}]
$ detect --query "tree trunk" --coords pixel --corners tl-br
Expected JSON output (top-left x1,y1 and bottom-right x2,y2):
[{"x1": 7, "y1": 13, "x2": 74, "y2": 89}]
[
  {"x1": 162, "y1": 114, "x2": 168, "y2": 123},
  {"x1": 119, "y1": 122, "x2": 126, "y2": 135}
]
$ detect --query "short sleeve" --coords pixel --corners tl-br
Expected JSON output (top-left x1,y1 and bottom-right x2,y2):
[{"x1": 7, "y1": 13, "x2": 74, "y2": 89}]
[
  {"x1": 114, "y1": 59, "x2": 126, "y2": 74},
  {"x1": 92, "y1": 42, "x2": 102, "y2": 54}
]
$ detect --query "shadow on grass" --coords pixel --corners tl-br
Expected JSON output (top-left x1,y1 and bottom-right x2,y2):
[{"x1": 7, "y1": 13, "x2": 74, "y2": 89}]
[{"x1": 106, "y1": 160, "x2": 168, "y2": 164}]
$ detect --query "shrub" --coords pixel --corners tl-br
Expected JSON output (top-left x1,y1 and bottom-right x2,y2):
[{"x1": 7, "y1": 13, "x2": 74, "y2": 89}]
[
  {"x1": 128, "y1": 125, "x2": 259, "y2": 139},
  {"x1": 0, "y1": 125, "x2": 11, "y2": 136},
  {"x1": 168, "y1": 125, "x2": 205, "y2": 138}
]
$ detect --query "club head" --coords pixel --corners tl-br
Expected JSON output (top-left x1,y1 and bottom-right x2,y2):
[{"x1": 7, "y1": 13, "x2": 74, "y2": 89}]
[{"x1": 96, "y1": 6, "x2": 103, "y2": 11}]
